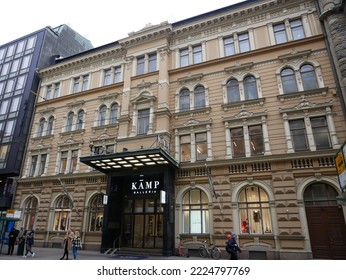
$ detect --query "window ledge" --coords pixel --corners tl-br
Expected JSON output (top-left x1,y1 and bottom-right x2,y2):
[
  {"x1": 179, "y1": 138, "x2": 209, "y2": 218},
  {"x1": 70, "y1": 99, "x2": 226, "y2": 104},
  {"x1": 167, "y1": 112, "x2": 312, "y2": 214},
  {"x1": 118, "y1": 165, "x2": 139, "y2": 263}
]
[
  {"x1": 277, "y1": 87, "x2": 328, "y2": 102},
  {"x1": 174, "y1": 106, "x2": 211, "y2": 119},
  {"x1": 222, "y1": 98, "x2": 265, "y2": 111},
  {"x1": 59, "y1": 129, "x2": 85, "y2": 137},
  {"x1": 91, "y1": 123, "x2": 119, "y2": 132}
]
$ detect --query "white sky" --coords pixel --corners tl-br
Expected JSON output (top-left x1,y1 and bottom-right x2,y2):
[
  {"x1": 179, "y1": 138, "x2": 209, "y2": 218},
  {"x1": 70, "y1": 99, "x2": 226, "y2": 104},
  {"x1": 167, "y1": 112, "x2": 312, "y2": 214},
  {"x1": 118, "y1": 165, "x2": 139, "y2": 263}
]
[{"x1": 1, "y1": 0, "x2": 244, "y2": 48}]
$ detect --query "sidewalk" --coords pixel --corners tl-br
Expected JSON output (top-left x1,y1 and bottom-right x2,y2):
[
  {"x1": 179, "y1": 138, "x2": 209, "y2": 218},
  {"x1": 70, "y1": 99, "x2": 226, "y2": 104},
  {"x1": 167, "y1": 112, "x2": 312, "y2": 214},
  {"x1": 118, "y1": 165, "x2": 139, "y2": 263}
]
[{"x1": 0, "y1": 245, "x2": 203, "y2": 260}]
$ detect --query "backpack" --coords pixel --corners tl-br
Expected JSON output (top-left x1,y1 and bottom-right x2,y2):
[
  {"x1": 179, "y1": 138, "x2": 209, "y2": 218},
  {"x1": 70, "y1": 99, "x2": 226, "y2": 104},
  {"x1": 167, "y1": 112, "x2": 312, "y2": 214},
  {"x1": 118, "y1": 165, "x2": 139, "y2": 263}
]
[{"x1": 225, "y1": 239, "x2": 233, "y2": 254}]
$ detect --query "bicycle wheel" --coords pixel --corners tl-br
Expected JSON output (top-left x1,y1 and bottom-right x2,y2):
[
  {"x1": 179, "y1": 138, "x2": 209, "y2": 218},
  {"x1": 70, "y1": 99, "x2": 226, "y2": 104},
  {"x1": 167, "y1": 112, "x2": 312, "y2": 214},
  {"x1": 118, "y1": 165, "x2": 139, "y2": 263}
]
[
  {"x1": 211, "y1": 246, "x2": 221, "y2": 260},
  {"x1": 199, "y1": 247, "x2": 208, "y2": 258}
]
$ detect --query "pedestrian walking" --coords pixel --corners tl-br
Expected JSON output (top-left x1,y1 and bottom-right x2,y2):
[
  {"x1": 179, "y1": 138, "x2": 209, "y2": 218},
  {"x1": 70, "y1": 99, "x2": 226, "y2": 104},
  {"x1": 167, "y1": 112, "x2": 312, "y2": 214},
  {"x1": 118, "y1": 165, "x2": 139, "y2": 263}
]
[
  {"x1": 17, "y1": 227, "x2": 26, "y2": 255},
  {"x1": 72, "y1": 230, "x2": 82, "y2": 260},
  {"x1": 60, "y1": 229, "x2": 74, "y2": 260},
  {"x1": 23, "y1": 230, "x2": 35, "y2": 258},
  {"x1": 226, "y1": 232, "x2": 241, "y2": 260}
]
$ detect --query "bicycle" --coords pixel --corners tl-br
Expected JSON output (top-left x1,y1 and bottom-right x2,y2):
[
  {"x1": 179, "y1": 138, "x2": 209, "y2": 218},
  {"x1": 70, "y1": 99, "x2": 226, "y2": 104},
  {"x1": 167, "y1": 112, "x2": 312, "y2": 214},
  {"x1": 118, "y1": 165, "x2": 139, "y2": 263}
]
[
  {"x1": 176, "y1": 237, "x2": 190, "y2": 257},
  {"x1": 198, "y1": 240, "x2": 221, "y2": 259}
]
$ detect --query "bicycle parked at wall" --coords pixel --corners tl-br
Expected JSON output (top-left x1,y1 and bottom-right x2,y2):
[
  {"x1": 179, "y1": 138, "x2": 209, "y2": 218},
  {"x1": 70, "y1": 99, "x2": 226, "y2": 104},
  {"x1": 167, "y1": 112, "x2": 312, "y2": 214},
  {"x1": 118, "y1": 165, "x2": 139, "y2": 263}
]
[{"x1": 198, "y1": 240, "x2": 221, "y2": 259}]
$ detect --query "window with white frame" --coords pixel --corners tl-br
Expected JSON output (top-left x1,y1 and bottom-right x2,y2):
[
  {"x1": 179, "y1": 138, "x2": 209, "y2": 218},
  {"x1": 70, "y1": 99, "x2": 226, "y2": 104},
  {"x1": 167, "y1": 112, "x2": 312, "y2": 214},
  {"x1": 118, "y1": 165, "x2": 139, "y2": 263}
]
[
  {"x1": 273, "y1": 23, "x2": 287, "y2": 44},
  {"x1": 244, "y1": 75, "x2": 258, "y2": 100},
  {"x1": 23, "y1": 196, "x2": 38, "y2": 231},
  {"x1": 179, "y1": 44, "x2": 203, "y2": 67},
  {"x1": 226, "y1": 79, "x2": 240, "y2": 102},
  {"x1": 179, "y1": 85, "x2": 206, "y2": 112},
  {"x1": 193, "y1": 45, "x2": 202, "y2": 64},
  {"x1": 104, "y1": 69, "x2": 112, "y2": 86},
  {"x1": 148, "y1": 53, "x2": 157, "y2": 72},
  {"x1": 47, "y1": 116, "x2": 54, "y2": 135},
  {"x1": 114, "y1": 66, "x2": 122, "y2": 83},
  {"x1": 289, "y1": 116, "x2": 331, "y2": 151},
  {"x1": 280, "y1": 64, "x2": 320, "y2": 95},
  {"x1": 290, "y1": 19, "x2": 305, "y2": 40},
  {"x1": 66, "y1": 112, "x2": 74, "y2": 132},
  {"x1": 69, "y1": 149, "x2": 79, "y2": 173},
  {"x1": 29, "y1": 155, "x2": 38, "y2": 177},
  {"x1": 37, "y1": 118, "x2": 45, "y2": 137},
  {"x1": 194, "y1": 86, "x2": 205, "y2": 109},
  {"x1": 136, "y1": 53, "x2": 157, "y2": 75},
  {"x1": 38, "y1": 154, "x2": 47, "y2": 176},
  {"x1": 81, "y1": 75, "x2": 89, "y2": 91},
  {"x1": 180, "y1": 48, "x2": 189, "y2": 67},
  {"x1": 46, "y1": 85, "x2": 52, "y2": 100},
  {"x1": 272, "y1": 19, "x2": 305, "y2": 45},
  {"x1": 73, "y1": 77, "x2": 79, "y2": 93},
  {"x1": 179, "y1": 130, "x2": 210, "y2": 163},
  {"x1": 179, "y1": 88, "x2": 190, "y2": 112},
  {"x1": 53, "y1": 196, "x2": 71, "y2": 231},
  {"x1": 239, "y1": 33, "x2": 250, "y2": 53},
  {"x1": 224, "y1": 37, "x2": 235, "y2": 56},
  {"x1": 98, "y1": 105, "x2": 107, "y2": 126},
  {"x1": 225, "y1": 75, "x2": 259, "y2": 103},
  {"x1": 182, "y1": 189, "x2": 209, "y2": 234},
  {"x1": 88, "y1": 194, "x2": 104, "y2": 232},
  {"x1": 59, "y1": 151, "x2": 68, "y2": 174},
  {"x1": 76, "y1": 110, "x2": 85, "y2": 130},
  {"x1": 137, "y1": 56, "x2": 145, "y2": 75},
  {"x1": 137, "y1": 109, "x2": 150, "y2": 135},
  {"x1": 53, "y1": 83, "x2": 60, "y2": 98},
  {"x1": 110, "y1": 103, "x2": 119, "y2": 124},
  {"x1": 238, "y1": 186, "x2": 272, "y2": 234}
]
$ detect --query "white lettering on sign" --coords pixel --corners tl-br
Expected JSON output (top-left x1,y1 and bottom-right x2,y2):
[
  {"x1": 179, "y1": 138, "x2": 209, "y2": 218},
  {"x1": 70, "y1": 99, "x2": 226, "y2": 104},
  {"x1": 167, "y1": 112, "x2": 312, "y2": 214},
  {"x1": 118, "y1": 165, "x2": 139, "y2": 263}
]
[{"x1": 131, "y1": 180, "x2": 160, "y2": 194}]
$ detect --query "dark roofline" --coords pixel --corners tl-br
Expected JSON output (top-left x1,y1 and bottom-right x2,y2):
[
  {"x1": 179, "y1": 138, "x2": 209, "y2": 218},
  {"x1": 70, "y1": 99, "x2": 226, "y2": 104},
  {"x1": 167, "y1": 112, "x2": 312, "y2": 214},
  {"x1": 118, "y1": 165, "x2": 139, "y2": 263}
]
[{"x1": 172, "y1": 0, "x2": 256, "y2": 27}]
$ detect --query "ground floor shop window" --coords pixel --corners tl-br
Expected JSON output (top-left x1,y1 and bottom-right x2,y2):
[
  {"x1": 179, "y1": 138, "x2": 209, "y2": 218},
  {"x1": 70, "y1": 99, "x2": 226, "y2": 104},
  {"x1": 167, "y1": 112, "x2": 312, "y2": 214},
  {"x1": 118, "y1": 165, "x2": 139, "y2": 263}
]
[
  {"x1": 238, "y1": 186, "x2": 272, "y2": 234},
  {"x1": 23, "y1": 196, "x2": 38, "y2": 230},
  {"x1": 89, "y1": 193, "x2": 104, "y2": 232},
  {"x1": 53, "y1": 195, "x2": 71, "y2": 231}
]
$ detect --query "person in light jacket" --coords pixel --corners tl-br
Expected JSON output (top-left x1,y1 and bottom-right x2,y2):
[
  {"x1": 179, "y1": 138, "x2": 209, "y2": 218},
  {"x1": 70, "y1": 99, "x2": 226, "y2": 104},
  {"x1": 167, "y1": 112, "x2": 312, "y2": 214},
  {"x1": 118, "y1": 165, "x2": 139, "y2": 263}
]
[{"x1": 60, "y1": 229, "x2": 74, "y2": 260}]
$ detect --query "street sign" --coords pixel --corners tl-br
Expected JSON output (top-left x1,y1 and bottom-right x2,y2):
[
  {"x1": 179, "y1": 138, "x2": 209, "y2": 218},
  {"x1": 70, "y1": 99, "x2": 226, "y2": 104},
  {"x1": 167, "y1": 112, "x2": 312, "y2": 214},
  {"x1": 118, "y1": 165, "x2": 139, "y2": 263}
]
[{"x1": 335, "y1": 140, "x2": 346, "y2": 191}]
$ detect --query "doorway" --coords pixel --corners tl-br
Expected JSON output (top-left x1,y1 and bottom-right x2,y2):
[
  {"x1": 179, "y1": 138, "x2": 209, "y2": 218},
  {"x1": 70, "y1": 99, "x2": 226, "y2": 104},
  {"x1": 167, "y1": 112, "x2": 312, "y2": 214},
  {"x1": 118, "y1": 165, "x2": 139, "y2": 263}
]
[
  {"x1": 121, "y1": 197, "x2": 163, "y2": 249},
  {"x1": 304, "y1": 183, "x2": 346, "y2": 259}
]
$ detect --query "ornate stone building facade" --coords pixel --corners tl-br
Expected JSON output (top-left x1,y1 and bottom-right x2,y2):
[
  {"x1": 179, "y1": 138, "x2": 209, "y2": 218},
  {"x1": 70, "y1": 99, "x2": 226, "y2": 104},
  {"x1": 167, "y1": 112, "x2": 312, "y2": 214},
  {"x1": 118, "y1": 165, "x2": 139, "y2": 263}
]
[{"x1": 13, "y1": 0, "x2": 346, "y2": 259}]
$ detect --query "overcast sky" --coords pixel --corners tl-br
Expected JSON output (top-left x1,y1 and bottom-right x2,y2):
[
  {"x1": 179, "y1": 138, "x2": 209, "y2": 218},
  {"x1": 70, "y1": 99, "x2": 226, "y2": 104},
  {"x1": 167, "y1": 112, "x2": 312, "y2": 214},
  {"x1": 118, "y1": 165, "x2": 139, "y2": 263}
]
[{"x1": 1, "y1": 0, "x2": 244, "y2": 48}]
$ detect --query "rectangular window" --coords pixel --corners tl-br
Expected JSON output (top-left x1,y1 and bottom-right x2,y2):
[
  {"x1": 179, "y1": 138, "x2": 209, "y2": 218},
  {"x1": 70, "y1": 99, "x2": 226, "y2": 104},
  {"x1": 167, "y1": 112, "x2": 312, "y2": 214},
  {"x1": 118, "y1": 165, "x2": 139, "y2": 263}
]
[
  {"x1": 274, "y1": 23, "x2": 287, "y2": 44},
  {"x1": 73, "y1": 77, "x2": 79, "y2": 93},
  {"x1": 114, "y1": 66, "x2": 121, "y2": 83},
  {"x1": 0, "y1": 100, "x2": 9, "y2": 115},
  {"x1": 180, "y1": 135, "x2": 191, "y2": 162},
  {"x1": 29, "y1": 155, "x2": 38, "y2": 177},
  {"x1": 231, "y1": 127, "x2": 245, "y2": 157},
  {"x1": 196, "y1": 132, "x2": 208, "y2": 161},
  {"x1": 137, "y1": 56, "x2": 145, "y2": 75},
  {"x1": 104, "y1": 69, "x2": 111, "y2": 85},
  {"x1": 148, "y1": 53, "x2": 157, "y2": 72},
  {"x1": 0, "y1": 145, "x2": 9, "y2": 166},
  {"x1": 1, "y1": 62, "x2": 10, "y2": 76},
  {"x1": 53, "y1": 83, "x2": 60, "y2": 98},
  {"x1": 311, "y1": 117, "x2": 331, "y2": 150},
  {"x1": 9, "y1": 97, "x2": 21, "y2": 112},
  {"x1": 193, "y1": 45, "x2": 202, "y2": 64},
  {"x1": 16, "y1": 41, "x2": 25, "y2": 54},
  {"x1": 289, "y1": 119, "x2": 308, "y2": 151},
  {"x1": 224, "y1": 37, "x2": 235, "y2": 56},
  {"x1": 180, "y1": 48, "x2": 189, "y2": 67},
  {"x1": 6, "y1": 45, "x2": 15, "y2": 58},
  {"x1": 239, "y1": 33, "x2": 250, "y2": 53},
  {"x1": 69, "y1": 150, "x2": 78, "y2": 173},
  {"x1": 137, "y1": 109, "x2": 150, "y2": 134},
  {"x1": 46, "y1": 85, "x2": 52, "y2": 100},
  {"x1": 10, "y1": 59, "x2": 20, "y2": 73},
  {"x1": 38, "y1": 154, "x2": 47, "y2": 175},
  {"x1": 21, "y1": 55, "x2": 31, "y2": 69},
  {"x1": 249, "y1": 125, "x2": 264, "y2": 156},
  {"x1": 81, "y1": 75, "x2": 89, "y2": 91},
  {"x1": 106, "y1": 144, "x2": 115, "y2": 154},
  {"x1": 290, "y1": 19, "x2": 305, "y2": 40},
  {"x1": 4, "y1": 120, "x2": 15, "y2": 137},
  {"x1": 59, "y1": 151, "x2": 68, "y2": 173}
]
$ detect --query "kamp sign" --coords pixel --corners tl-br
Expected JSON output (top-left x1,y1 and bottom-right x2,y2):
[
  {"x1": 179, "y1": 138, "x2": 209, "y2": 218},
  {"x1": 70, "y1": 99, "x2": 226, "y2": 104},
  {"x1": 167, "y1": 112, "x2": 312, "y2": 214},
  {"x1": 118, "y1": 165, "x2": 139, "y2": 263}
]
[{"x1": 130, "y1": 174, "x2": 162, "y2": 195}]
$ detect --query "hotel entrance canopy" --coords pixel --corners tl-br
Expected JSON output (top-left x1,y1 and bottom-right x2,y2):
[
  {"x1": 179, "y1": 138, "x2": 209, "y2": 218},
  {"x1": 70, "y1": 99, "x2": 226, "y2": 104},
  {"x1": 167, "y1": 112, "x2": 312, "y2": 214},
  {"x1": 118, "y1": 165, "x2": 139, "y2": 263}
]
[{"x1": 80, "y1": 147, "x2": 179, "y2": 174}]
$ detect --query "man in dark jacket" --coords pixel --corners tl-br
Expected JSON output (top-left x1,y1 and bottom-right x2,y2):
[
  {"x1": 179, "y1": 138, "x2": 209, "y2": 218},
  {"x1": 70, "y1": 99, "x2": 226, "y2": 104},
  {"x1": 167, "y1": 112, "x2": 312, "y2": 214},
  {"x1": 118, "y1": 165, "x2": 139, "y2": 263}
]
[
  {"x1": 227, "y1": 233, "x2": 241, "y2": 260},
  {"x1": 7, "y1": 227, "x2": 18, "y2": 255}
]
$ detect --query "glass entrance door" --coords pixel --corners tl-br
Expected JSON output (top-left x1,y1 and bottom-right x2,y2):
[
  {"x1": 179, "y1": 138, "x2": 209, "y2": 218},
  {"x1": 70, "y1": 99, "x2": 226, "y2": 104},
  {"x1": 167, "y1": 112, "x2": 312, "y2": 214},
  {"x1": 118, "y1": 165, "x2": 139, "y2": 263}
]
[{"x1": 122, "y1": 198, "x2": 163, "y2": 249}]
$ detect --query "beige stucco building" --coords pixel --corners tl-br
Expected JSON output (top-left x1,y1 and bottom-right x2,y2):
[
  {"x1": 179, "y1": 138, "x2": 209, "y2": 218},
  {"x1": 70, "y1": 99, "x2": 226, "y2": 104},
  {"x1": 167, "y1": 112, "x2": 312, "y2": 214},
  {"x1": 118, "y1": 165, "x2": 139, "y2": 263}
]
[{"x1": 13, "y1": 0, "x2": 346, "y2": 259}]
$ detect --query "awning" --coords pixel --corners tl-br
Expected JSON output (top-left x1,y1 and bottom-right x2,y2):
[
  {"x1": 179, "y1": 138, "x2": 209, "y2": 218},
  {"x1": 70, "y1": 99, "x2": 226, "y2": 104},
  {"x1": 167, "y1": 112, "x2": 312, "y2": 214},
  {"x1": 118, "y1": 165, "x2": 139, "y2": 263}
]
[{"x1": 80, "y1": 147, "x2": 179, "y2": 173}]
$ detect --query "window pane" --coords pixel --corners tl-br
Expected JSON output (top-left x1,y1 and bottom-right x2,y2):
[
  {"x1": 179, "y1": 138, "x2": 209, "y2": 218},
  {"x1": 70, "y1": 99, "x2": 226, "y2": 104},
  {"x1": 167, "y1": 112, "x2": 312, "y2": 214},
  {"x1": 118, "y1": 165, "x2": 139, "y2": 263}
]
[
  {"x1": 193, "y1": 45, "x2": 202, "y2": 64},
  {"x1": 300, "y1": 65, "x2": 318, "y2": 90},
  {"x1": 104, "y1": 69, "x2": 111, "y2": 85},
  {"x1": 194, "y1": 86, "x2": 205, "y2": 109},
  {"x1": 99, "y1": 105, "x2": 107, "y2": 125},
  {"x1": 180, "y1": 48, "x2": 189, "y2": 67},
  {"x1": 224, "y1": 37, "x2": 235, "y2": 56},
  {"x1": 114, "y1": 67, "x2": 122, "y2": 83},
  {"x1": 249, "y1": 125, "x2": 264, "y2": 156},
  {"x1": 244, "y1": 76, "x2": 257, "y2": 99},
  {"x1": 311, "y1": 117, "x2": 331, "y2": 149},
  {"x1": 148, "y1": 53, "x2": 157, "y2": 72},
  {"x1": 137, "y1": 109, "x2": 150, "y2": 134},
  {"x1": 274, "y1": 24, "x2": 287, "y2": 44},
  {"x1": 291, "y1": 19, "x2": 305, "y2": 40},
  {"x1": 227, "y1": 79, "x2": 240, "y2": 102},
  {"x1": 196, "y1": 132, "x2": 207, "y2": 161},
  {"x1": 179, "y1": 88, "x2": 190, "y2": 112},
  {"x1": 290, "y1": 119, "x2": 308, "y2": 150},
  {"x1": 239, "y1": 33, "x2": 250, "y2": 53},
  {"x1": 180, "y1": 135, "x2": 191, "y2": 162},
  {"x1": 137, "y1": 56, "x2": 145, "y2": 75},
  {"x1": 281, "y1": 68, "x2": 298, "y2": 93},
  {"x1": 231, "y1": 127, "x2": 245, "y2": 157}
]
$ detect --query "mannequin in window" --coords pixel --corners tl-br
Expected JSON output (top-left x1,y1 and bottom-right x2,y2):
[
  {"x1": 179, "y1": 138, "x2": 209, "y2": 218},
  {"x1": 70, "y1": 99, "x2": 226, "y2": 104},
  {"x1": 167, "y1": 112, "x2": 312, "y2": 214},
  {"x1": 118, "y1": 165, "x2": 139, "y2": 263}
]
[{"x1": 242, "y1": 219, "x2": 249, "y2": 233}]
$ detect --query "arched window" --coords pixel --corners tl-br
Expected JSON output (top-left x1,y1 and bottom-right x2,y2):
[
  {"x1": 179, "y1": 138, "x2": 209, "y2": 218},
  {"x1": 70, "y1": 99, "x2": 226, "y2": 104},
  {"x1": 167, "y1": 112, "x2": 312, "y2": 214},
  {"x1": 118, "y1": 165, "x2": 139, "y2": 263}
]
[
  {"x1": 66, "y1": 112, "x2": 74, "y2": 132},
  {"x1": 37, "y1": 118, "x2": 45, "y2": 137},
  {"x1": 23, "y1": 196, "x2": 38, "y2": 230},
  {"x1": 47, "y1": 116, "x2": 54, "y2": 135},
  {"x1": 300, "y1": 64, "x2": 318, "y2": 90},
  {"x1": 53, "y1": 195, "x2": 71, "y2": 231},
  {"x1": 88, "y1": 194, "x2": 104, "y2": 232},
  {"x1": 281, "y1": 68, "x2": 298, "y2": 94},
  {"x1": 76, "y1": 110, "x2": 84, "y2": 130},
  {"x1": 238, "y1": 186, "x2": 272, "y2": 234},
  {"x1": 99, "y1": 105, "x2": 107, "y2": 126},
  {"x1": 226, "y1": 79, "x2": 240, "y2": 102},
  {"x1": 182, "y1": 189, "x2": 209, "y2": 234},
  {"x1": 244, "y1": 75, "x2": 258, "y2": 100},
  {"x1": 194, "y1": 86, "x2": 205, "y2": 109},
  {"x1": 179, "y1": 88, "x2": 190, "y2": 112},
  {"x1": 304, "y1": 183, "x2": 338, "y2": 206},
  {"x1": 110, "y1": 103, "x2": 118, "y2": 124}
]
